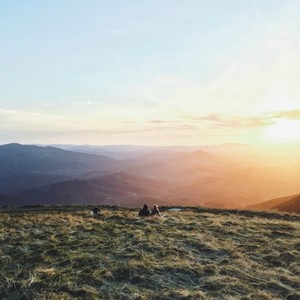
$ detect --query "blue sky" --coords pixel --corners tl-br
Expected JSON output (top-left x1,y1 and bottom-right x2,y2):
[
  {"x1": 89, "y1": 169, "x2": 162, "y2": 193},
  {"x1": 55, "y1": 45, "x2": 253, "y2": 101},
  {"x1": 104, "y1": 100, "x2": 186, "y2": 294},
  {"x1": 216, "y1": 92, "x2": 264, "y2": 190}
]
[{"x1": 0, "y1": 0, "x2": 299, "y2": 145}]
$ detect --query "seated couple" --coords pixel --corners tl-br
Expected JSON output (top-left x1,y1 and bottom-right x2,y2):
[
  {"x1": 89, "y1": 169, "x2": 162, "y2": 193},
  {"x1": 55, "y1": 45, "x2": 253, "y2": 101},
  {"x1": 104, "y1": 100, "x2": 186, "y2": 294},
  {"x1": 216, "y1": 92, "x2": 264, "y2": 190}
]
[{"x1": 138, "y1": 204, "x2": 160, "y2": 217}]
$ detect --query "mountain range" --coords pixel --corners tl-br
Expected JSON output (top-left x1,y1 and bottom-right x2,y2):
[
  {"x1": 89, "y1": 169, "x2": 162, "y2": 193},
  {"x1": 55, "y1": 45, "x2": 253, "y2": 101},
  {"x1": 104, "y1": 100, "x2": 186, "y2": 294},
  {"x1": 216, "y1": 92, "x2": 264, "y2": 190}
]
[
  {"x1": 18, "y1": 172, "x2": 168, "y2": 207},
  {"x1": 0, "y1": 143, "x2": 115, "y2": 194},
  {"x1": 0, "y1": 143, "x2": 299, "y2": 213}
]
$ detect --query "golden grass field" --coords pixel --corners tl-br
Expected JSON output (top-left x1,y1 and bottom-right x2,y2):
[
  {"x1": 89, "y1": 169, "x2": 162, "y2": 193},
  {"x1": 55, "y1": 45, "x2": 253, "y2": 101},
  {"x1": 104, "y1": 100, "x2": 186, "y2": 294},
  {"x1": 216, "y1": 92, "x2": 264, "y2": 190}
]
[{"x1": 0, "y1": 206, "x2": 299, "y2": 299}]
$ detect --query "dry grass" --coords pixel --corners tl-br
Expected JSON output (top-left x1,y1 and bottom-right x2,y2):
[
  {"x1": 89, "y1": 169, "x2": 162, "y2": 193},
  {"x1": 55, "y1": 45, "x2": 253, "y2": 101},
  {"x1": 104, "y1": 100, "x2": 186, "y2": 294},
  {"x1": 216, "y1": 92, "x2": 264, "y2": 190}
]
[{"x1": 0, "y1": 206, "x2": 299, "y2": 299}]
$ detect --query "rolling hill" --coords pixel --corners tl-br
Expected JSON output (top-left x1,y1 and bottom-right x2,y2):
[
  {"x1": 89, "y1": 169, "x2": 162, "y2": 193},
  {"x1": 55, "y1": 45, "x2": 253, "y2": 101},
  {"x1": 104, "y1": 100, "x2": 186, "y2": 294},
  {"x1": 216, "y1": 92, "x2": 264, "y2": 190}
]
[
  {"x1": 17, "y1": 172, "x2": 168, "y2": 207},
  {"x1": 0, "y1": 143, "x2": 116, "y2": 194},
  {"x1": 248, "y1": 194, "x2": 300, "y2": 214},
  {"x1": 0, "y1": 193, "x2": 15, "y2": 206}
]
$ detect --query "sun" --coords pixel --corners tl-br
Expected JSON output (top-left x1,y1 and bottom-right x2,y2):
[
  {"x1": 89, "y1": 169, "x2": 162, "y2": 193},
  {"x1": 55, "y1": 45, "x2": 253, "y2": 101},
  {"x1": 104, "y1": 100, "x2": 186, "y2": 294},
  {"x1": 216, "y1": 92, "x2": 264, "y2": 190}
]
[{"x1": 262, "y1": 119, "x2": 300, "y2": 144}]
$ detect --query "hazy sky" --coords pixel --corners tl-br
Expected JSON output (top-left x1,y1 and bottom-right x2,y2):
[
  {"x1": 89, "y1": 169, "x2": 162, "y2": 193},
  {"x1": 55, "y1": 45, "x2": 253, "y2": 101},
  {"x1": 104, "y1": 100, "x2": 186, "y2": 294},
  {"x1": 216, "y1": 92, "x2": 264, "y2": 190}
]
[{"x1": 0, "y1": 0, "x2": 299, "y2": 146}]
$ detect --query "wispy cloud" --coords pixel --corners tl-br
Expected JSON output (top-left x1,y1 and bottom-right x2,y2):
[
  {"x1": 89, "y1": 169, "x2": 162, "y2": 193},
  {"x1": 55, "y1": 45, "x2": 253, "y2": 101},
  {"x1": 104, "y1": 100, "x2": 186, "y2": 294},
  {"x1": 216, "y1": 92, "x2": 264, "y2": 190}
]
[
  {"x1": 271, "y1": 109, "x2": 300, "y2": 120},
  {"x1": 183, "y1": 109, "x2": 300, "y2": 129},
  {"x1": 183, "y1": 113, "x2": 272, "y2": 129},
  {"x1": 147, "y1": 120, "x2": 167, "y2": 124},
  {"x1": 146, "y1": 120, "x2": 195, "y2": 129},
  {"x1": 0, "y1": 109, "x2": 77, "y2": 130},
  {"x1": 64, "y1": 125, "x2": 198, "y2": 135}
]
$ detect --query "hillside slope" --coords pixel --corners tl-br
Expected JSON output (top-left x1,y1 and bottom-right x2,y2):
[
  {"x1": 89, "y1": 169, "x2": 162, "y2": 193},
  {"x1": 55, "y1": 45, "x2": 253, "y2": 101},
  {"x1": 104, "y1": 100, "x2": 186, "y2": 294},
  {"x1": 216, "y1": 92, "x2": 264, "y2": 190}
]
[
  {"x1": 0, "y1": 193, "x2": 15, "y2": 206},
  {"x1": 248, "y1": 194, "x2": 300, "y2": 214},
  {"x1": 0, "y1": 206, "x2": 299, "y2": 299},
  {"x1": 18, "y1": 172, "x2": 167, "y2": 206},
  {"x1": 0, "y1": 143, "x2": 115, "y2": 194}
]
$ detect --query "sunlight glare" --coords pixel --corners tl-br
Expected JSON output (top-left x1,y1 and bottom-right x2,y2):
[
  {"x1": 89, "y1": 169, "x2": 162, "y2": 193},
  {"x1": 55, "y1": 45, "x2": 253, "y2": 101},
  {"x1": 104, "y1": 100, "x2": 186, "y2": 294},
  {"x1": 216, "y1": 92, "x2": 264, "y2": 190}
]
[{"x1": 262, "y1": 119, "x2": 300, "y2": 144}]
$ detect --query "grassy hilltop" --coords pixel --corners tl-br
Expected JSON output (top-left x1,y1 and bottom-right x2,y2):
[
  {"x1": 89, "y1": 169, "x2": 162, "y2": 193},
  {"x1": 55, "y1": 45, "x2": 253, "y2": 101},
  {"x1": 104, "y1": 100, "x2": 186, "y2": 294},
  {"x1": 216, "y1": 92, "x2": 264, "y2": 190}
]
[{"x1": 0, "y1": 206, "x2": 299, "y2": 300}]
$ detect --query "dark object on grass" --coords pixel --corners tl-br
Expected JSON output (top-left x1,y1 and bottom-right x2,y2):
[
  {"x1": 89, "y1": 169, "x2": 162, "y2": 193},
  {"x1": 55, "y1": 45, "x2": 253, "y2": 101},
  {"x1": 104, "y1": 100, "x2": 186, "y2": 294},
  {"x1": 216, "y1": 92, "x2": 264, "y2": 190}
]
[
  {"x1": 151, "y1": 204, "x2": 160, "y2": 216},
  {"x1": 138, "y1": 204, "x2": 150, "y2": 217},
  {"x1": 92, "y1": 207, "x2": 100, "y2": 217}
]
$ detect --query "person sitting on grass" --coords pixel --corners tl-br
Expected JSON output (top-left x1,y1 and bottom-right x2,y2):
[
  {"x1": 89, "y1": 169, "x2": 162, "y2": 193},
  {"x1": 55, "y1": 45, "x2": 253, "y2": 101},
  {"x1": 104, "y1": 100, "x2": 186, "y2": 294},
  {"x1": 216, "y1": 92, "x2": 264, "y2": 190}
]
[
  {"x1": 92, "y1": 207, "x2": 101, "y2": 217},
  {"x1": 150, "y1": 204, "x2": 160, "y2": 216},
  {"x1": 138, "y1": 204, "x2": 150, "y2": 217}
]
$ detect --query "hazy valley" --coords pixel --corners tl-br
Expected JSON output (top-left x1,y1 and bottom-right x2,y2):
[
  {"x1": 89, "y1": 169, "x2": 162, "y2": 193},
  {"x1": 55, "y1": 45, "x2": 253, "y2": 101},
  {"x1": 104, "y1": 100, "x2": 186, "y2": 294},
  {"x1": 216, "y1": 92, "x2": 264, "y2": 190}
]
[{"x1": 0, "y1": 143, "x2": 299, "y2": 214}]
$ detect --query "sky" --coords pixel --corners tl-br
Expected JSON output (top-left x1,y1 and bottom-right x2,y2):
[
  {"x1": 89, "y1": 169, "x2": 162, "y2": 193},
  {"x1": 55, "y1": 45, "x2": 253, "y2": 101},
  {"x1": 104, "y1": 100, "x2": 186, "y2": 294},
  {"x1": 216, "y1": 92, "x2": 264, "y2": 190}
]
[{"x1": 0, "y1": 0, "x2": 299, "y2": 146}]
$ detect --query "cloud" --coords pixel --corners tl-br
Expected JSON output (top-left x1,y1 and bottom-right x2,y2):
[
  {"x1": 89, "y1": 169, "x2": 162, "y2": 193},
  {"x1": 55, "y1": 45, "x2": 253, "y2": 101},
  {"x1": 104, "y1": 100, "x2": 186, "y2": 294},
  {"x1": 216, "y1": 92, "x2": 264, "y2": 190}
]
[
  {"x1": 183, "y1": 109, "x2": 300, "y2": 129},
  {"x1": 183, "y1": 113, "x2": 273, "y2": 129},
  {"x1": 145, "y1": 120, "x2": 195, "y2": 130},
  {"x1": 0, "y1": 108, "x2": 18, "y2": 118},
  {"x1": 147, "y1": 120, "x2": 167, "y2": 124},
  {"x1": 0, "y1": 108, "x2": 77, "y2": 130},
  {"x1": 271, "y1": 109, "x2": 300, "y2": 120},
  {"x1": 70, "y1": 125, "x2": 197, "y2": 135},
  {"x1": 0, "y1": 107, "x2": 198, "y2": 136}
]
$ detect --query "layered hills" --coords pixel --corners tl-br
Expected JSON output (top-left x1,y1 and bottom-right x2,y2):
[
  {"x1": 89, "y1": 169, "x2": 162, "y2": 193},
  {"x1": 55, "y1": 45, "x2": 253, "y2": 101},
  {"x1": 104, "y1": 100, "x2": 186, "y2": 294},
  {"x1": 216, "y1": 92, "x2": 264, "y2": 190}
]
[
  {"x1": 18, "y1": 172, "x2": 168, "y2": 207},
  {"x1": 0, "y1": 143, "x2": 299, "y2": 213},
  {"x1": 0, "y1": 143, "x2": 115, "y2": 194}
]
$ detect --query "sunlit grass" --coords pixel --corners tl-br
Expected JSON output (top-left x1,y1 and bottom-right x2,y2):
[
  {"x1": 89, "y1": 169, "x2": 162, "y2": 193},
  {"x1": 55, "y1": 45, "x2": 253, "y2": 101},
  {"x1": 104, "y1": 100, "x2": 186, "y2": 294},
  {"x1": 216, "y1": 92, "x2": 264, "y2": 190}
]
[{"x1": 0, "y1": 206, "x2": 299, "y2": 299}]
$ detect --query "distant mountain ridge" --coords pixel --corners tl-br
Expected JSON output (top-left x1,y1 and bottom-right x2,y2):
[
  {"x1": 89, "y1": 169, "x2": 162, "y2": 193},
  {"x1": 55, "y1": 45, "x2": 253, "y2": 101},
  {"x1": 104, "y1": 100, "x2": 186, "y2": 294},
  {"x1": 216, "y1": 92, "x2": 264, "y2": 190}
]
[
  {"x1": 17, "y1": 172, "x2": 167, "y2": 207},
  {"x1": 248, "y1": 194, "x2": 300, "y2": 214},
  {"x1": 0, "y1": 143, "x2": 114, "y2": 172},
  {"x1": 0, "y1": 143, "x2": 299, "y2": 211},
  {"x1": 0, "y1": 143, "x2": 115, "y2": 194}
]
